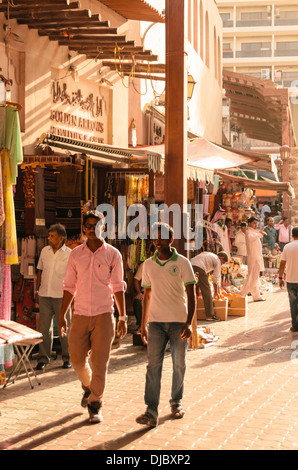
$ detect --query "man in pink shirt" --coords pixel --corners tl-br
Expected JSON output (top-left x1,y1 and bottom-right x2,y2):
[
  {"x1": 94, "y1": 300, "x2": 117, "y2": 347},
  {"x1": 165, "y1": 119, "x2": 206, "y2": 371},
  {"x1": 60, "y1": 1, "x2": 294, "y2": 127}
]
[
  {"x1": 275, "y1": 217, "x2": 293, "y2": 252},
  {"x1": 58, "y1": 211, "x2": 127, "y2": 424}
]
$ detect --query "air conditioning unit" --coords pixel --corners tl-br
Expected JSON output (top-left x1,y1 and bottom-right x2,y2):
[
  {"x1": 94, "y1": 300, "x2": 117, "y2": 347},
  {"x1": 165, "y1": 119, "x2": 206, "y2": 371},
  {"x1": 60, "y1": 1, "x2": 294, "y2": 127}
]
[{"x1": 261, "y1": 68, "x2": 271, "y2": 80}]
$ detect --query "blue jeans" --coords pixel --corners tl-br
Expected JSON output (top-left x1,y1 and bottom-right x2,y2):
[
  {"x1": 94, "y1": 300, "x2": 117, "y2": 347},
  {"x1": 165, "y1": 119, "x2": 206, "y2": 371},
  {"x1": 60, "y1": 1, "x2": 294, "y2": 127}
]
[
  {"x1": 287, "y1": 283, "x2": 298, "y2": 329},
  {"x1": 144, "y1": 322, "x2": 188, "y2": 418}
]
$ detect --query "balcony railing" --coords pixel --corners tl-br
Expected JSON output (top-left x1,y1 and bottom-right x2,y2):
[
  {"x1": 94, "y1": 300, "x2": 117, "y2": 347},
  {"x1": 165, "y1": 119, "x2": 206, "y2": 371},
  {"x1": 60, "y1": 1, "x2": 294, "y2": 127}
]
[
  {"x1": 223, "y1": 51, "x2": 233, "y2": 58},
  {"x1": 236, "y1": 19, "x2": 272, "y2": 27},
  {"x1": 236, "y1": 50, "x2": 272, "y2": 58},
  {"x1": 275, "y1": 18, "x2": 298, "y2": 26},
  {"x1": 222, "y1": 20, "x2": 234, "y2": 27},
  {"x1": 275, "y1": 49, "x2": 298, "y2": 56}
]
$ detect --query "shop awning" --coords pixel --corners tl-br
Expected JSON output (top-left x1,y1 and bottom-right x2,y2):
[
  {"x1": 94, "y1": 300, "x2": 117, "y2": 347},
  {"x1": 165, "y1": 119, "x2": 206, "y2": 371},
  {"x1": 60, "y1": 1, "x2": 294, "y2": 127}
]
[
  {"x1": 216, "y1": 170, "x2": 295, "y2": 198},
  {"x1": 136, "y1": 137, "x2": 262, "y2": 171},
  {"x1": 41, "y1": 133, "x2": 133, "y2": 165},
  {"x1": 98, "y1": 0, "x2": 165, "y2": 23},
  {"x1": 222, "y1": 69, "x2": 296, "y2": 147}
]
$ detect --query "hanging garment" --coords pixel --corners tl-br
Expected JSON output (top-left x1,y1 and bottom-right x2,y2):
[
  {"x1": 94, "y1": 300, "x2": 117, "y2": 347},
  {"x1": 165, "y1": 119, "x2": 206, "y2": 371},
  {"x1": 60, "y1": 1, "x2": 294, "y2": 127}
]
[
  {"x1": 0, "y1": 106, "x2": 23, "y2": 185},
  {"x1": 0, "y1": 150, "x2": 18, "y2": 265},
  {"x1": 56, "y1": 167, "x2": 82, "y2": 236},
  {"x1": 14, "y1": 168, "x2": 25, "y2": 235},
  {"x1": 0, "y1": 249, "x2": 12, "y2": 319},
  {"x1": 34, "y1": 167, "x2": 48, "y2": 237},
  {"x1": 0, "y1": 152, "x2": 4, "y2": 227},
  {"x1": 15, "y1": 279, "x2": 36, "y2": 329},
  {"x1": 20, "y1": 236, "x2": 36, "y2": 279},
  {"x1": 23, "y1": 167, "x2": 35, "y2": 235},
  {"x1": 44, "y1": 168, "x2": 57, "y2": 227}
]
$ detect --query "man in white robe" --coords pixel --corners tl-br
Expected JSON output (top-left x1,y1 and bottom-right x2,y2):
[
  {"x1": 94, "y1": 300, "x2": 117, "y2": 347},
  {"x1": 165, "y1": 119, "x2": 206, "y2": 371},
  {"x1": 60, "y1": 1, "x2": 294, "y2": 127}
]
[{"x1": 240, "y1": 217, "x2": 266, "y2": 302}]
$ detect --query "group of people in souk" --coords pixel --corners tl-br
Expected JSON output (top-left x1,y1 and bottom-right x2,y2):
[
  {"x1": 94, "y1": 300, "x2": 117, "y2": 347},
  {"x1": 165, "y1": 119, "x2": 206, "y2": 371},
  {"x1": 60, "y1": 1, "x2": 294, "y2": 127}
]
[{"x1": 33, "y1": 200, "x2": 298, "y2": 427}]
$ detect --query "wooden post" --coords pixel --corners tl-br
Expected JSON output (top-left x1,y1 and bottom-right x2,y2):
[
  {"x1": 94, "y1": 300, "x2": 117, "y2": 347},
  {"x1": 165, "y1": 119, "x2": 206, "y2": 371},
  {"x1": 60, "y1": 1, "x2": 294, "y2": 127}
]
[{"x1": 165, "y1": 0, "x2": 188, "y2": 258}]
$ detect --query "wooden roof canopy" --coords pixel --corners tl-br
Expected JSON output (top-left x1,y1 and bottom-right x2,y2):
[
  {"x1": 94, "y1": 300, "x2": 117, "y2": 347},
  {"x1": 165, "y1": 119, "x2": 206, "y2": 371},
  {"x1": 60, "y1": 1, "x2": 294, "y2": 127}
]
[
  {"x1": 0, "y1": 0, "x2": 163, "y2": 65},
  {"x1": 98, "y1": 0, "x2": 165, "y2": 23},
  {"x1": 222, "y1": 70, "x2": 291, "y2": 146}
]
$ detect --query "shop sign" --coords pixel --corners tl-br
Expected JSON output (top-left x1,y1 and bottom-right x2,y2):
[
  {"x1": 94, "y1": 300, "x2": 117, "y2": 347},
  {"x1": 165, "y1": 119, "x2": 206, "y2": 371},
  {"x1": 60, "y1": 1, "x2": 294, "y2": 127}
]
[{"x1": 50, "y1": 72, "x2": 109, "y2": 144}]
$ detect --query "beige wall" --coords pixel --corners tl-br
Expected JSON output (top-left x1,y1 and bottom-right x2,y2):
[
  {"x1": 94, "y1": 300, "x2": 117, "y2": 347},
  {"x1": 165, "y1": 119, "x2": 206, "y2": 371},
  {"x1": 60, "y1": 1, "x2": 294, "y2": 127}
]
[
  {"x1": 137, "y1": 0, "x2": 223, "y2": 145},
  {"x1": 0, "y1": 0, "x2": 131, "y2": 155}
]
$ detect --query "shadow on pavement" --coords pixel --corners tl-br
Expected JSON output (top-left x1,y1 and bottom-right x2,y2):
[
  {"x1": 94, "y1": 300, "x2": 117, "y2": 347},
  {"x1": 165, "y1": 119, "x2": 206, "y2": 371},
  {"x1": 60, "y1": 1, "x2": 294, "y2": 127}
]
[
  {"x1": 0, "y1": 412, "x2": 84, "y2": 450},
  {"x1": 87, "y1": 414, "x2": 172, "y2": 450}
]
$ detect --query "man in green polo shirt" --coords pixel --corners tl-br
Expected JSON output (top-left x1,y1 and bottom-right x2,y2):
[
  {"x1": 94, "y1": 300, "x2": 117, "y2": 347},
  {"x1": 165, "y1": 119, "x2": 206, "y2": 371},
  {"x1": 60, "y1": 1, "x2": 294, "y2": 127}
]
[{"x1": 136, "y1": 222, "x2": 196, "y2": 428}]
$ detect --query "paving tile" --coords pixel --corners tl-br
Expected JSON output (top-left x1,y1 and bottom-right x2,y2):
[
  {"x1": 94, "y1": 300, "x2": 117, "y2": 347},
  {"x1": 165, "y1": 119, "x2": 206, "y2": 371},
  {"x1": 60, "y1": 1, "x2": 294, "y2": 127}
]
[{"x1": 1, "y1": 288, "x2": 298, "y2": 450}]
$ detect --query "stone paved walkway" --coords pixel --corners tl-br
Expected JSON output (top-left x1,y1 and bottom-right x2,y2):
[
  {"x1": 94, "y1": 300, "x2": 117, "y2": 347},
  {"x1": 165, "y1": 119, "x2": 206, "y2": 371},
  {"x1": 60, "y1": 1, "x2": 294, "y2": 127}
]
[{"x1": 1, "y1": 288, "x2": 298, "y2": 451}]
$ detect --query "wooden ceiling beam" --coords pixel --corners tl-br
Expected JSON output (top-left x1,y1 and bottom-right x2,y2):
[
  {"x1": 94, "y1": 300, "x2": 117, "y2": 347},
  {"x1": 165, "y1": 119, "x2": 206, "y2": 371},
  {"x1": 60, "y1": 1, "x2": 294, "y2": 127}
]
[
  {"x1": 57, "y1": 35, "x2": 127, "y2": 43},
  {"x1": 8, "y1": 8, "x2": 92, "y2": 19},
  {"x1": 85, "y1": 53, "x2": 159, "y2": 61},
  {"x1": 102, "y1": 61, "x2": 165, "y2": 73},
  {"x1": 72, "y1": 46, "x2": 144, "y2": 54},
  {"x1": 16, "y1": 14, "x2": 102, "y2": 26},
  {"x1": 118, "y1": 72, "x2": 165, "y2": 81},
  {"x1": 0, "y1": 1, "x2": 81, "y2": 12},
  {"x1": 39, "y1": 27, "x2": 118, "y2": 37},
  {"x1": 2, "y1": 0, "x2": 72, "y2": 3}
]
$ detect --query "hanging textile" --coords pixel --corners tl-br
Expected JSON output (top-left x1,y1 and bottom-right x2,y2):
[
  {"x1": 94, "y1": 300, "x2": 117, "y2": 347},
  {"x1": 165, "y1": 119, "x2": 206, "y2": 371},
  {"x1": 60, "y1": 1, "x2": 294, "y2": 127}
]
[
  {"x1": 0, "y1": 248, "x2": 14, "y2": 367},
  {"x1": 56, "y1": 167, "x2": 82, "y2": 236},
  {"x1": 15, "y1": 279, "x2": 36, "y2": 329},
  {"x1": 34, "y1": 167, "x2": 47, "y2": 234},
  {"x1": 0, "y1": 106, "x2": 23, "y2": 185},
  {"x1": 23, "y1": 167, "x2": 35, "y2": 235},
  {"x1": 14, "y1": 168, "x2": 25, "y2": 235},
  {"x1": 0, "y1": 152, "x2": 4, "y2": 227},
  {"x1": 0, "y1": 149, "x2": 18, "y2": 265},
  {"x1": 20, "y1": 236, "x2": 36, "y2": 279},
  {"x1": 44, "y1": 168, "x2": 57, "y2": 226}
]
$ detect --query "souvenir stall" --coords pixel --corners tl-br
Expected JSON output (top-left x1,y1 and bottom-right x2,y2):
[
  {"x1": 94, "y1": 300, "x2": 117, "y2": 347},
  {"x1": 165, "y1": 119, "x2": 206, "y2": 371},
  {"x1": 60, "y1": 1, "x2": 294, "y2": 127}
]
[
  {"x1": 210, "y1": 170, "x2": 295, "y2": 294},
  {"x1": 0, "y1": 77, "x2": 24, "y2": 380},
  {"x1": 102, "y1": 168, "x2": 155, "y2": 315}
]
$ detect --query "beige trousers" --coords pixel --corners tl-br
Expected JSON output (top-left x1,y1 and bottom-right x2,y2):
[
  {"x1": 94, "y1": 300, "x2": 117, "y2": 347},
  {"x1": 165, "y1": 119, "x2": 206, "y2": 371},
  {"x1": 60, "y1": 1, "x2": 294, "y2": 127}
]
[{"x1": 68, "y1": 313, "x2": 115, "y2": 404}]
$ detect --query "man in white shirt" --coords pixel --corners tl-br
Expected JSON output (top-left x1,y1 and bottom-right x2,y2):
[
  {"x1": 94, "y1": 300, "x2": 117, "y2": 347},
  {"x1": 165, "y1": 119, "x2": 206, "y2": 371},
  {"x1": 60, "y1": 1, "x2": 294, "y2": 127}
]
[
  {"x1": 234, "y1": 223, "x2": 247, "y2": 264},
  {"x1": 35, "y1": 224, "x2": 72, "y2": 370},
  {"x1": 136, "y1": 222, "x2": 196, "y2": 427},
  {"x1": 240, "y1": 217, "x2": 266, "y2": 302},
  {"x1": 261, "y1": 202, "x2": 271, "y2": 220},
  {"x1": 279, "y1": 227, "x2": 298, "y2": 332},
  {"x1": 191, "y1": 251, "x2": 229, "y2": 321}
]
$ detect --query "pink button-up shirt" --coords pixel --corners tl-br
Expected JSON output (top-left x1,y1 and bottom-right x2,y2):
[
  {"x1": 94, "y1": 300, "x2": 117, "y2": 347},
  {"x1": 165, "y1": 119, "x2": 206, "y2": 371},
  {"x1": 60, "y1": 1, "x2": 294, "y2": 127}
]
[
  {"x1": 63, "y1": 240, "x2": 126, "y2": 316},
  {"x1": 275, "y1": 224, "x2": 293, "y2": 243}
]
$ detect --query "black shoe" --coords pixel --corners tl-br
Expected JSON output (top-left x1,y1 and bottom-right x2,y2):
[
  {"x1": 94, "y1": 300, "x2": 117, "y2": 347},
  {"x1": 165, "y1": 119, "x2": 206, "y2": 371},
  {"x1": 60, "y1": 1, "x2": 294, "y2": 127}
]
[
  {"x1": 35, "y1": 362, "x2": 46, "y2": 371},
  {"x1": 62, "y1": 361, "x2": 72, "y2": 369},
  {"x1": 87, "y1": 401, "x2": 103, "y2": 424},
  {"x1": 290, "y1": 327, "x2": 298, "y2": 333}
]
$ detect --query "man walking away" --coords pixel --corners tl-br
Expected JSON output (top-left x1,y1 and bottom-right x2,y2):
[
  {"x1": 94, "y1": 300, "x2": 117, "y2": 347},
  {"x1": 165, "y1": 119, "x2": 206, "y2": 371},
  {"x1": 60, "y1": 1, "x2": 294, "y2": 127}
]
[
  {"x1": 279, "y1": 227, "x2": 298, "y2": 332},
  {"x1": 58, "y1": 211, "x2": 127, "y2": 424},
  {"x1": 191, "y1": 251, "x2": 229, "y2": 321},
  {"x1": 136, "y1": 222, "x2": 196, "y2": 428},
  {"x1": 35, "y1": 224, "x2": 72, "y2": 370}
]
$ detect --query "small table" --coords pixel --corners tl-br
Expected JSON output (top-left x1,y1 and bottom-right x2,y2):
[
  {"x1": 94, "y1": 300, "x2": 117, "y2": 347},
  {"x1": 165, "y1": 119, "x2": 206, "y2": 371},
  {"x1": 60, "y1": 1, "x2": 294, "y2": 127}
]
[{"x1": 4, "y1": 338, "x2": 43, "y2": 389}]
